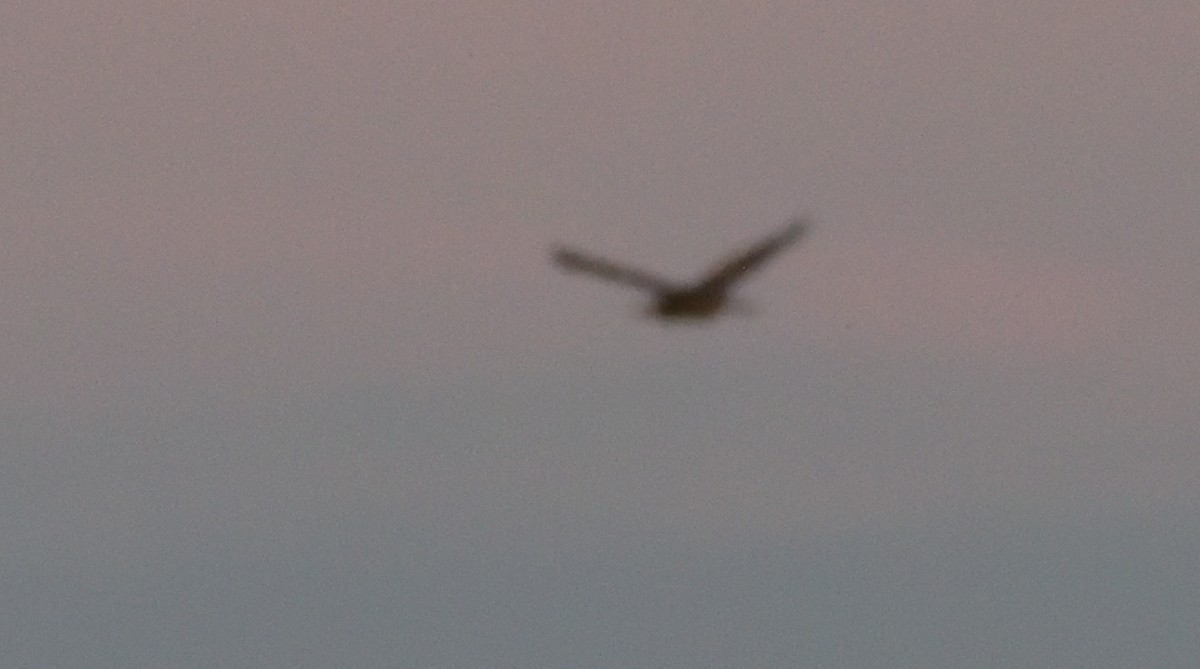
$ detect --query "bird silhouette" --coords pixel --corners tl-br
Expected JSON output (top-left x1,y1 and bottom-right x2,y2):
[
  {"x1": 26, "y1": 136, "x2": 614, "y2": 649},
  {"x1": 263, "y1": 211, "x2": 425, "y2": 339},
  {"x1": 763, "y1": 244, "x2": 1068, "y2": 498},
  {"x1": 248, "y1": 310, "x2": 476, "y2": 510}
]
[{"x1": 553, "y1": 219, "x2": 808, "y2": 321}]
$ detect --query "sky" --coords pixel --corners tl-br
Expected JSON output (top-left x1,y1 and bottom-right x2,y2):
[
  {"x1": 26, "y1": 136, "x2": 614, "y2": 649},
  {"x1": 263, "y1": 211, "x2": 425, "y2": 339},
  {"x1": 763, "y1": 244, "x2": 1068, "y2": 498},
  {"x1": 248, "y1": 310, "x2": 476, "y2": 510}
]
[{"x1": 2, "y1": 2, "x2": 1199, "y2": 667}]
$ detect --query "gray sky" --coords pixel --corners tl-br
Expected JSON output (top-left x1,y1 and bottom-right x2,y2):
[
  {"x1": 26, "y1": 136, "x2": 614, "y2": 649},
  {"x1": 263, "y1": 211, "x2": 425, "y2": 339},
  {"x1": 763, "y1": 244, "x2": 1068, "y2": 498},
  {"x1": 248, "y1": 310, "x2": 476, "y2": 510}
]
[{"x1": 3, "y1": 2, "x2": 1199, "y2": 667}]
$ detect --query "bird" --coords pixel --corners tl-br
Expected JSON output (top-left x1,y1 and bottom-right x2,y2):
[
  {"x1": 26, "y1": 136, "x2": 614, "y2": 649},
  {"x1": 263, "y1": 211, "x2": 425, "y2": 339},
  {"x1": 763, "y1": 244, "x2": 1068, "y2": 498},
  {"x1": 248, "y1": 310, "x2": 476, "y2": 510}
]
[{"x1": 552, "y1": 219, "x2": 808, "y2": 321}]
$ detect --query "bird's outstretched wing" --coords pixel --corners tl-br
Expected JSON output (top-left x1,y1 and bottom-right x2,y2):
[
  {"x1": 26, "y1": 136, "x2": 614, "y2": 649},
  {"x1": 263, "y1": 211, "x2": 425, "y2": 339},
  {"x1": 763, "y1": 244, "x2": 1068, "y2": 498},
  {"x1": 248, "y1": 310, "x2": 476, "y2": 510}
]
[
  {"x1": 553, "y1": 247, "x2": 678, "y2": 294},
  {"x1": 695, "y1": 219, "x2": 808, "y2": 291}
]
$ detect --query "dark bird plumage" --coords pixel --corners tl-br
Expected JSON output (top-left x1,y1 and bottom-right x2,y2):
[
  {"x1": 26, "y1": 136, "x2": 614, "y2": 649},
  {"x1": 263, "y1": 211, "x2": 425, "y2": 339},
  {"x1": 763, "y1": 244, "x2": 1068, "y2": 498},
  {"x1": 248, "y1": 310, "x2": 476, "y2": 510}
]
[{"x1": 553, "y1": 219, "x2": 808, "y2": 321}]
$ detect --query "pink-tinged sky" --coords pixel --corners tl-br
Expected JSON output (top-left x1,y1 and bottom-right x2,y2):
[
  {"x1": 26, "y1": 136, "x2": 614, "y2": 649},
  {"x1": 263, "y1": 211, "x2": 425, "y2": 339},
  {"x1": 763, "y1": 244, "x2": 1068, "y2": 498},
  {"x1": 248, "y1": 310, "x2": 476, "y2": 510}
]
[{"x1": 2, "y1": 3, "x2": 1199, "y2": 667}]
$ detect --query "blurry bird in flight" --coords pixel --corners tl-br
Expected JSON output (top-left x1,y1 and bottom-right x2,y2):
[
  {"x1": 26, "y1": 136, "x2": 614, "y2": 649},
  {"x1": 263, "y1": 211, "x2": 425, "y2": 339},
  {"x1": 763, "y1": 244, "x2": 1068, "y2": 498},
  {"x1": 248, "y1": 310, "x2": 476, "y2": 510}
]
[{"x1": 553, "y1": 219, "x2": 809, "y2": 321}]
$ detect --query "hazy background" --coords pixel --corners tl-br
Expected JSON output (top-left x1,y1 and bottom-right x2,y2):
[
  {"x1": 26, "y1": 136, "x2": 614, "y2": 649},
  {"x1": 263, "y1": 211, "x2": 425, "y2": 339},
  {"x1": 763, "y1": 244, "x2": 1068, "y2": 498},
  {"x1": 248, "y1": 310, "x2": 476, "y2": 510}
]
[{"x1": 3, "y1": 2, "x2": 1198, "y2": 667}]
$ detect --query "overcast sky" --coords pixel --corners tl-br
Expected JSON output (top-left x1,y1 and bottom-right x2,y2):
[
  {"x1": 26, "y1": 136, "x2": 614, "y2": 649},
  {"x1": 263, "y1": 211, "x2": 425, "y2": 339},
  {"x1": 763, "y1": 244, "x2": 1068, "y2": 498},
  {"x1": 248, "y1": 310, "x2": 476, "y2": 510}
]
[{"x1": 3, "y1": 2, "x2": 1199, "y2": 667}]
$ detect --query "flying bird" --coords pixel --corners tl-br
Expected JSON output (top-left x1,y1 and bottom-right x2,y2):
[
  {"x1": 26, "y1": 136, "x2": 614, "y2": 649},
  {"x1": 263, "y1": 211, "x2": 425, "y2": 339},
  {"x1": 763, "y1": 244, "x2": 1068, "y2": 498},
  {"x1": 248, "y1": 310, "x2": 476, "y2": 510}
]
[{"x1": 553, "y1": 219, "x2": 809, "y2": 321}]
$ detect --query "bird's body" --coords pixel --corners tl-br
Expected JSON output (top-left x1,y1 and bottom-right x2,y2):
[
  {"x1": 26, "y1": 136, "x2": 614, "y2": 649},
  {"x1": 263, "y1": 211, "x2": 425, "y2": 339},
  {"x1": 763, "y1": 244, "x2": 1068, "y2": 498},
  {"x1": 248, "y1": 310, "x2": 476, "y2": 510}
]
[
  {"x1": 653, "y1": 289, "x2": 728, "y2": 320},
  {"x1": 553, "y1": 219, "x2": 808, "y2": 321}
]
